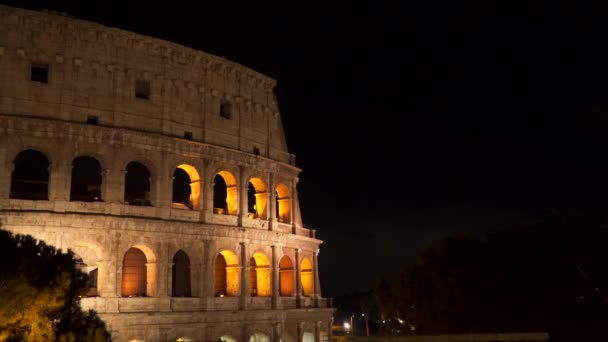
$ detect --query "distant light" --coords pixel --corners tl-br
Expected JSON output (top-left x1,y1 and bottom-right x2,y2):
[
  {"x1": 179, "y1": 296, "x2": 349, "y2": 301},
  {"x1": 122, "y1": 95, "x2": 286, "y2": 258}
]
[
  {"x1": 344, "y1": 322, "x2": 351, "y2": 330},
  {"x1": 398, "y1": 318, "x2": 404, "y2": 324}
]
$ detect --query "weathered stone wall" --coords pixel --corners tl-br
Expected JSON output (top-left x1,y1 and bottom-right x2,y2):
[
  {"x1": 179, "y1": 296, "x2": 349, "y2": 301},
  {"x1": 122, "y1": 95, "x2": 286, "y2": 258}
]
[{"x1": 0, "y1": 4, "x2": 332, "y2": 342}]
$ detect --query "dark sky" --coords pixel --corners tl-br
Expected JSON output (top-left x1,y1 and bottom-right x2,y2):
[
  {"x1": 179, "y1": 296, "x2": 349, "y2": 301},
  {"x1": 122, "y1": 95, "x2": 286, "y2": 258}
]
[{"x1": 5, "y1": 0, "x2": 608, "y2": 296}]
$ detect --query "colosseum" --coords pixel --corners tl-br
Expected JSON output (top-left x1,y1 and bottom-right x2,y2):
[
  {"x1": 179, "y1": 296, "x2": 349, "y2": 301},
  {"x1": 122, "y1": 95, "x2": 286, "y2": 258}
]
[{"x1": 0, "y1": 5, "x2": 334, "y2": 342}]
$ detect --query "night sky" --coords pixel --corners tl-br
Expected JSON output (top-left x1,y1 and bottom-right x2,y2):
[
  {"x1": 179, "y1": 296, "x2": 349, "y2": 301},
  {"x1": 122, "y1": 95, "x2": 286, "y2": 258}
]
[{"x1": 5, "y1": 0, "x2": 608, "y2": 296}]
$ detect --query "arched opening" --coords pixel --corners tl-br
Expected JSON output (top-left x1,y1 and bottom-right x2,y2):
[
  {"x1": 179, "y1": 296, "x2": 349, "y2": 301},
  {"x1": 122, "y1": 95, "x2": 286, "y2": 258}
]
[
  {"x1": 220, "y1": 336, "x2": 237, "y2": 342},
  {"x1": 301, "y1": 258, "x2": 314, "y2": 297},
  {"x1": 122, "y1": 247, "x2": 147, "y2": 297},
  {"x1": 172, "y1": 250, "x2": 191, "y2": 297},
  {"x1": 124, "y1": 162, "x2": 151, "y2": 206},
  {"x1": 281, "y1": 332, "x2": 296, "y2": 342},
  {"x1": 214, "y1": 250, "x2": 239, "y2": 297},
  {"x1": 302, "y1": 332, "x2": 315, "y2": 342},
  {"x1": 213, "y1": 174, "x2": 227, "y2": 214},
  {"x1": 70, "y1": 156, "x2": 102, "y2": 202},
  {"x1": 249, "y1": 177, "x2": 268, "y2": 220},
  {"x1": 279, "y1": 256, "x2": 295, "y2": 296},
  {"x1": 173, "y1": 168, "x2": 192, "y2": 209},
  {"x1": 249, "y1": 333, "x2": 271, "y2": 342},
  {"x1": 72, "y1": 245, "x2": 100, "y2": 297},
  {"x1": 213, "y1": 171, "x2": 238, "y2": 215},
  {"x1": 275, "y1": 183, "x2": 291, "y2": 223},
  {"x1": 10, "y1": 149, "x2": 49, "y2": 200},
  {"x1": 249, "y1": 252, "x2": 270, "y2": 297}
]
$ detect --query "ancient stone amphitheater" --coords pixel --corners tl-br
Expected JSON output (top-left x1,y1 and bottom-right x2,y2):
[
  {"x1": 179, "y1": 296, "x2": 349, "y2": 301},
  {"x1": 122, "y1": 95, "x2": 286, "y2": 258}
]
[{"x1": 0, "y1": 5, "x2": 334, "y2": 342}]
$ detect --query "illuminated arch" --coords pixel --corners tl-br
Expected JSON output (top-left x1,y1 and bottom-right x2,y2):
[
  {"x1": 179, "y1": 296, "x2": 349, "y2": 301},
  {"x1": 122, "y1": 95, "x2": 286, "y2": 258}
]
[
  {"x1": 215, "y1": 250, "x2": 239, "y2": 296},
  {"x1": 280, "y1": 332, "x2": 296, "y2": 342},
  {"x1": 249, "y1": 333, "x2": 271, "y2": 342},
  {"x1": 301, "y1": 258, "x2": 313, "y2": 297},
  {"x1": 70, "y1": 156, "x2": 102, "y2": 202},
  {"x1": 275, "y1": 183, "x2": 291, "y2": 223},
  {"x1": 303, "y1": 332, "x2": 314, "y2": 342},
  {"x1": 172, "y1": 250, "x2": 191, "y2": 297},
  {"x1": 248, "y1": 177, "x2": 268, "y2": 220},
  {"x1": 213, "y1": 170, "x2": 238, "y2": 215},
  {"x1": 10, "y1": 149, "x2": 49, "y2": 200},
  {"x1": 173, "y1": 164, "x2": 201, "y2": 210},
  {"x1": 249, "y1": 252, "x2": 270, "y2": 297},
  {"x1": 279, "y1": 256, "x2": 295, "y2": 296},
  {"x1": 121, "y1": 245, "x2": 156, "y2": 297}
]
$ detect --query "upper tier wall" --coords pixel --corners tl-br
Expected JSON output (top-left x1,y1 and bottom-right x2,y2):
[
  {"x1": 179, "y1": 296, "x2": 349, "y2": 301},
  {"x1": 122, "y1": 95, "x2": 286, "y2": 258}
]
[{"x1": 0, "y1": 5, "x2": 293, "y2": 165}]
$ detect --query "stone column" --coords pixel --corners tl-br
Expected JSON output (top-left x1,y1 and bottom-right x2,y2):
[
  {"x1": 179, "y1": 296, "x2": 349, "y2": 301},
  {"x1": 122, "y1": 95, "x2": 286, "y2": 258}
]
[
  {"x1": 297, "y1": 322, "x2": 304, "y2": 342},
  {"x1": 327, "y1": 319, "x2": 334, "y2": 342},
  {"x1": 0, "y1": 152, "x2": 10, "y2": 199},
  {"x1": 268, "y1": 172, "x2": 277, "y2": 230},
  {"x1": 238, "y1": 166, "x2": 248, "y2": 226},
  {"x1": 102, "y1": 168, "x2": 125, "y2": 203},
  {"x1": 239, "y1": 242, "x2": 248, "y2": 310},
  {"x1": 156, "y1": 171, "x2": 173, "y2": 219},
  {"x1": 271, "y1": 245, "x2": 281, "y2": 309},
  {"x1": 203, "y1": 240, "x2": 215, "y2": 310},
  {"x1": 49, "y1": 162, "x2": 70, "y2": 201},
  {"x1": 290, "y1": 178, "x2": 297, "y2": 232},
  {"x1": 145, "y1": 262, "x2": 157, "y2": 297},
  {"x1": 167, "y1": 262, "x2": 174, "y2": 297},
  {"x1": 273, "y1": 322, "x2": 282, "y2": 342},
  {"x1": 315, "y1": 321, "x2": 321, "y2": 342},
  {"x1": 295, "y1": 248, "x2": 302, "y2": 308},
  {"x1": 202, "y1": 159, "x2": 215, "y2": 222},
  {"x1": 313, "y1": 249, "x2": 321, "y2": 307}
]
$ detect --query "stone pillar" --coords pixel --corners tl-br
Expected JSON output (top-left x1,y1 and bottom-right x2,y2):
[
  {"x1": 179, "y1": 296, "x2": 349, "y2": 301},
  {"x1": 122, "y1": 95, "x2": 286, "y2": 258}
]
[
  {"x1": 156, "y1": 171, "x2": 173, "y2": 218},
  {"x1": 273, "y1": 322, "x2": 282, "y2": 342},
  {"x1": 102, "y1": 168, "x2": 125, "y2": 203},
  {"x1": 145, "y1": 262, "x2": 157, "y2": 297},
  {"x1": 290, "y1": 178, "x2": 297, "y2": 232},
  {"x1": 315, "y1": 321, "x2": 321, "y2": 342},
  {"x1": 49, "y1": 162, "x2": 70, "y2": 201},
  {"x1": 268, "y1": 172, "x2": 277, "y2": 231},
  {"x1": 167, "y1": 262, "x2": 174, "y2": 297},
  {"x1": 297, "y1": 322, "x2": 304, "y2": 342},
  {"x1": 239, "y1": 242, "x2": 248, "y2": 310},
  {"x1": 295, "y1": 248, "x2": 302, "y2": 308},
  {"x1": 271, "y1": 245, "x2": 281, "y2": 309},
  {"x1": 203, "y1": 240, "x2": 215, "y2": 310},
  {"x1": 190, "y1": 179, "x2": 202, "y2": 211},
  {"x1": 190, "y1": 262, "x2": 202, "y2": 297},
  {"x1": 202, "y1": 158, "x2": 214, "y2": 222},
  {"x1": 328, "y1": 319, "x2": 333, "y2": 342},
  {"x1": 313, "y1": 249, "x2": 321, "y2": 307},
  {"x1": 238, "y1": 166, "x2": 248, "y2": 226}
]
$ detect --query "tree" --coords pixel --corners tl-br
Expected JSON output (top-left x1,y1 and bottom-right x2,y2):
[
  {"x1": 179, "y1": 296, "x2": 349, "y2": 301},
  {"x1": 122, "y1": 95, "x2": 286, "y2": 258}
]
[
  {"x1": 374, "y1": 210, "x2": 608, "y2": 342},
  {"x1": 0, "y1": 228, "x2": 111, "y2": 341}
]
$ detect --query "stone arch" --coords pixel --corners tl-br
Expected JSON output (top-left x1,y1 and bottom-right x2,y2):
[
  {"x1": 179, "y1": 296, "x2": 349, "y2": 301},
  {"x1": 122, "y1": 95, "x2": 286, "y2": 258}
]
[
  {"x1": 124, "y1": 161, "x2": 152, "y2": 206},
  {"x1": 72, "y1": 241, "x2": 103, "y2": 297},
  {"x1": 10, "y1": 149, "x2": 50, "y2": 200},
  {"x1": 249, "y1": 251, "x2": 271, "y2": 297},
  {"x1": 70, "y1": 156, "x2": 103, "y2": 202},
  {"x1": 213, "y1": 170, "x2": 238, "y2": 215},
  {"x1": 302, "y1": 332, "x2": 314, "y2": 342},
  {"x1": 279, "y1": 255, "x2": 295, "y2": 296},
  {"x1": 248, "y1": 176, "x2": 268, "y2": 220},
  {"x1": 214, "y1": 249, "x2": 239, "y2": 297},
  {"x1": 172, "y1": 163, "x2": 201, "y2": 210},
  {"x1": 300, "y1": 257, "x2": 314, "y2": 297},
  {"x1": 172, "y1": 250, "x2": 191, "y2": 297},
  {"x1": 121, "y1": 244, "x2": 157, "y2": 297},
  {"x1": 249, "y1": 332, "x2": 271, "y2": 342},
  {"x1": 275, "y1": 183, "x2": 291, "y2": 223}
]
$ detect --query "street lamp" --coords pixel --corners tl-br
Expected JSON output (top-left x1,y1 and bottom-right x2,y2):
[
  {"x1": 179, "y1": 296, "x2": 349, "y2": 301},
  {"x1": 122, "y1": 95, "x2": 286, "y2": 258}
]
[
  {"x1": 350, "y1": 315, "x2": 354, "y2": 336},
  {"x1": 343, "y1": 322, "x2": 351, "y2": 335}
]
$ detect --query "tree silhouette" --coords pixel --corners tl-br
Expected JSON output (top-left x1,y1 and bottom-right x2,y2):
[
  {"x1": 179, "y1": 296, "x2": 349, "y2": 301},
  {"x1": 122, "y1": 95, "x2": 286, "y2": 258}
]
[{"x1": 0, "y1": 227, "x2": 110, "y2": 341}]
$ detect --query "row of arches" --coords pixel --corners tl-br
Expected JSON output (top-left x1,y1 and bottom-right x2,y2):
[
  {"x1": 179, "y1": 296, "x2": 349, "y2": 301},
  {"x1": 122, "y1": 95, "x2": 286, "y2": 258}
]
[
  {"x1": 78, "y1": 246, "x2": 314, "y2": 298},
  {"x1": 9, "y1": 149, "x2": 293, "y2": 222}
]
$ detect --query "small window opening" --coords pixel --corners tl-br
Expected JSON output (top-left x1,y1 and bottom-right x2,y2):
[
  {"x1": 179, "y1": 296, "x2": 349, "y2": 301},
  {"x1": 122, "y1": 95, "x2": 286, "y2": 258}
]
[
  {"x1": 220, "y1": 101, "x2": 232, "y2": 119},
  {"x1": 135, "y1": 79, "x2": 151, "y2": 100},
  {"x1": 184, "y1": 131, "x2": 193, "y2": 140},
  {"x1": 253, "y1": 147, "x2": 260, "y2": 155},
  {"x1": 87, "y1": 116, "x2": 99, "y2": 125},
  {"x1": 31, "y1": 63, "x2": 49, "y2": 83}
]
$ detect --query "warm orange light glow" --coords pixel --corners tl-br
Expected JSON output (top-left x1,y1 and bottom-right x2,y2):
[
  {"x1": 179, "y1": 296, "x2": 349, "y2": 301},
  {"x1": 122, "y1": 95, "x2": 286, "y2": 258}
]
[
  {"x1": 276, "y1": 183, "x2": 291, "y2": 223},
  {"x1": 177, "y1": 164, "x2": 201, "y2": 210},
  {"x1": 122, "y1": 247, "x2": 147, "y2": 297},
  {"x1": 301, "y1": 258, "x2": 313, "y2": 297},
  {"x1": 249, "y1": 252, "x2": 271, "y2": 296},
  {"x1": 279, "y1": 255, "x2": 295, "y2": 296},
  {"x1": 249, "y1": 177, "x2": 268, "y2": 220},
  {"x1": 215, "y1": 250, "x2": 239, "y2": 296},
  {"x1": 217, "y1": 171, "x2": 238, "y2": 215}
]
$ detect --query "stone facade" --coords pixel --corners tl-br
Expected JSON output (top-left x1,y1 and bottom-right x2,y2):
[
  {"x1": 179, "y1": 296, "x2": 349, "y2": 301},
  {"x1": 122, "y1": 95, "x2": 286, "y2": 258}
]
[{"x1": 0, "y1": 5, "x2": 334, "y2": 342}]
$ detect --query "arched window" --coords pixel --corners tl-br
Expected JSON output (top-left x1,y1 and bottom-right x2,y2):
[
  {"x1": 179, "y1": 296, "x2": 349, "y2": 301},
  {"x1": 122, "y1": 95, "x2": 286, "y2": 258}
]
[
  {"x1": 70, "y1": 156, "x2": 102, "y2": 202},
  {"x1": 214, "y1": 250, "x2": 239, "y2": 297},
  {"x1": 279, "y1": 256, "x2": 295, "y2": 296},
  {"x1": 172, "y1": 250, "x2": 191, "y2": 297},
  {"x1": 10, "y1": 149, "x2": 49, "y2": 200},
  {"x1": 249, "y1": 252, "x2": 270, "y2": 297},
  {"x1": 301, "y1": 258, "x2": 313, "y2": 297},
  {"x1": 124, "y1": 162, "x2": 151, "y2": 206},
  {"x1": 122, "y1": 247, "x2": 147, "y2": 297},
  {"x1": 173, "y1": 168, "x2": 192, "y2": 209},
  {"x1": 248, "y1": 177, "x2": 268, "y2": 220},
  {"x1": 275, "y1": 183, "x2": 291, "y2": 223},
  {"x1": 213, "y1": 171, "x2": 238, "y2": 215}
]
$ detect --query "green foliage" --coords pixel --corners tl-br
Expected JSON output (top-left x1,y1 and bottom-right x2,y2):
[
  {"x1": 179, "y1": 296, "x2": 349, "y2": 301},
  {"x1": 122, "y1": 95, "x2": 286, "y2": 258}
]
[
  {"x1": 0, "y1": 228, "x2": 111, "y2": 341},
  {"x1": 373, "y1": 210, "x2": 608, "y2": 341}
]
